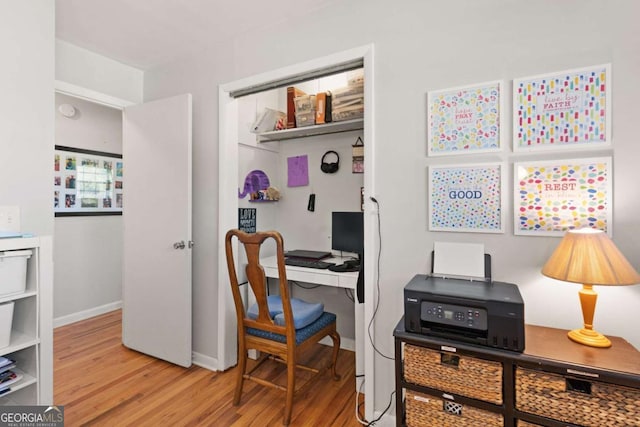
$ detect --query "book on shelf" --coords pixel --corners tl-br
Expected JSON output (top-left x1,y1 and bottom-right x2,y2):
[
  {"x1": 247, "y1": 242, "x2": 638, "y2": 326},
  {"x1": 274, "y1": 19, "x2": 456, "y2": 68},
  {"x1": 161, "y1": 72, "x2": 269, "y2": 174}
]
[
  {"x1": 287, "y1": 86, "x2": 306, "y2": 128},
  {"x1": 0, "y1": 370, "x2": 23, "y2": 391},
  {"x1": 315, "y1": 91, "x2": 332, "y2": 124}
]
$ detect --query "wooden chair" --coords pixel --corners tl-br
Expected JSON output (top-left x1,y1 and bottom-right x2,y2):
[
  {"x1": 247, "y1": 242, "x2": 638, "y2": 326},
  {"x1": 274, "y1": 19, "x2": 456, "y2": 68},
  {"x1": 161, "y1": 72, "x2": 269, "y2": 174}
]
[{"x1": 224, "y1": 229, "x2": 341, "y2": 425}]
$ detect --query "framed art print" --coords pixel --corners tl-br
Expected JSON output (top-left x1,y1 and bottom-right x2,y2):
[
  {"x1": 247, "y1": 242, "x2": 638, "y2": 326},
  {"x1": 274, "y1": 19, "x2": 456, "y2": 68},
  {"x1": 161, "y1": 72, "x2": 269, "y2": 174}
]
[
  {"x1": 55, "y1": 145, "x2": 123, "y2": 216},
  {"x1": 427, "y1": 80, "x2": 503, "y2": 156},
  {"x1": 428, "y1": 162, "x2": 505, "y2": 233},
  {"x1": 514, "y1": 157, "x2": 612, "y2": 236},
  {"x1": 513, "y1": 64, "x2": 611, "y2": 152}
]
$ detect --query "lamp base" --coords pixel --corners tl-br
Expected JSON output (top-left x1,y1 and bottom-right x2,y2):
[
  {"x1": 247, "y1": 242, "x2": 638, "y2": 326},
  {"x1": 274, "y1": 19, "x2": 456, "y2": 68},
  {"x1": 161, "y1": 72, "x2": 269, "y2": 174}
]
[{"x1": 567, "y1": 328, "x2": 612, "y2": 348}]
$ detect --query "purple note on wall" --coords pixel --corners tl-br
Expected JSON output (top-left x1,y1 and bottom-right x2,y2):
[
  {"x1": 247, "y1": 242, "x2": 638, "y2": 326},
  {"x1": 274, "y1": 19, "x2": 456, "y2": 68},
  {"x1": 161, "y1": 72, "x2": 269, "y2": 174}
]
[{"x1": 287, "y1": 155, "x2": 309, "y2": 187}]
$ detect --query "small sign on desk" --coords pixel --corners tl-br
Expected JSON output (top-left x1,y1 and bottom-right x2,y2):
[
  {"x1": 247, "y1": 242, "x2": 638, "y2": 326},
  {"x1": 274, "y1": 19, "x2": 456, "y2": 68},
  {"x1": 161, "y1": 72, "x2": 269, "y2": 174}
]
[{"x1": 238, "y1": 208, "x2": 256, "y2": 233}]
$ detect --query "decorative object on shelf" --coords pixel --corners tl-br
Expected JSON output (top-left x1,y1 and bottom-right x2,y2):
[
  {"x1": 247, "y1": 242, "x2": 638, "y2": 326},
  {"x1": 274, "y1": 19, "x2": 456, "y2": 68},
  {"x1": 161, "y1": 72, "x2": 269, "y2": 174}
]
[
  {"x1": 352, "y1": 137, "x2": 364, "y2": 174},
  {"x1": 54, "y1": 145, "x2": 123, "y2": 216},
  {"x1": 513, "y1": 64, "x2": 611, "y2": 152},
  {"x1": 514, "y1": 157, "x2": 612, "y2": 236},
  {"x1": 542, "y1": 228, "x2": 640, "y2": 348},
  {"x1": 428, "y1": 162, "x2": 505, "y2": 233},
  {"x1": 287, "y1": 155, "x2": 309, "y2": 187},
  {"x1": 332, "y1": 70, "x2": 364, "y2": 122},
  {"x1": 427, "y1": 80, "x2": 503, "y2": 156},
  {"x1": 294, "y1": 94, "x2": 317, "y2": 127},
  {"x1": 320, "y1": 151, "x2": 340, "y2": 174},
  {"x1": 238, "y1": 208, "x2": 256, "y2": 233},
  {"x1": 315, "y1": 91, "x2": 332, "y2": 124},
  {"x1": 238, "y1": 169, "x2": 270, "y2": 199},
  {"x1": 286, "y1": 86, "x2": 306, "y2": 128},
  {"x1": 250, "y1": 108, "x2": 286, "y2": 133}
]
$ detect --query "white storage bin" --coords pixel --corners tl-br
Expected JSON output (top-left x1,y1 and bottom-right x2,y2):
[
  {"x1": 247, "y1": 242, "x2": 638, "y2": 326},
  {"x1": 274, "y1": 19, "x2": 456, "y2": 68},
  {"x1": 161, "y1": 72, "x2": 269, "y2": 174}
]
[
  {"x1": 0, "y1": 301, "x2": 14, "y2": 348},
  {"x1": 0, "y1": 249, "x2": 32, "y2": 297}
]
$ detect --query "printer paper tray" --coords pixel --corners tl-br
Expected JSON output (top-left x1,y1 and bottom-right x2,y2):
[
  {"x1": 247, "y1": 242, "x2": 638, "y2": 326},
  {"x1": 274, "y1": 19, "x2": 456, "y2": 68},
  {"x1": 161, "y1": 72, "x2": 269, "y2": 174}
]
[{"x1": 421, "y1": 323, "x2": 488, "y2": 346}]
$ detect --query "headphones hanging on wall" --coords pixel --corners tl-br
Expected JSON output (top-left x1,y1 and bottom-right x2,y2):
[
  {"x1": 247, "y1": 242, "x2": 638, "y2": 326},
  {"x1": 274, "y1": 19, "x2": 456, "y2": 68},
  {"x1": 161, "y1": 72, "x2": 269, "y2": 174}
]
[{"x1": 320, "y1": 150, "x2": 340, "y2": 174}]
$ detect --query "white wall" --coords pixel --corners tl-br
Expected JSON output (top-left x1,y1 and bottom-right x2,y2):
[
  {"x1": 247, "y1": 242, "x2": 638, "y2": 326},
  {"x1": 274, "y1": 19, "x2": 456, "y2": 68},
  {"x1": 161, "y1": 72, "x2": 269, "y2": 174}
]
[
  {"x1": 0, "y1": 2, "x2": 54, "y2": 237},
  {"x1": 53, "y1": 93, "x2": 123, "y2": 322},
  {"x1": 144, "y1": 0, "x2": 640, "y2": 414},
  {"x1": 56, "y1": 40, "x2": 143, "y2": 105}
]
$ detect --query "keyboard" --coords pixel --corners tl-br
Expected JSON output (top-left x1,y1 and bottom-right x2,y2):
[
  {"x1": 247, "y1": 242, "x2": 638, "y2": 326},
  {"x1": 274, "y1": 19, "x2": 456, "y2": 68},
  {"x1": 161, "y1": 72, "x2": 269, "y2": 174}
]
[{"x1": 284, "y1": 258, "x2": 335, "y2": 269}]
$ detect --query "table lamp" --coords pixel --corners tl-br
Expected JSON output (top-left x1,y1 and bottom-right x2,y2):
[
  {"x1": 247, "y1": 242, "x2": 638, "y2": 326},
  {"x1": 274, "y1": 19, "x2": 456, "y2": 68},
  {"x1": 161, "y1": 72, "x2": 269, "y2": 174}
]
[{"x1": 541, "y1": 228, "x2": 640, "y2": 348}]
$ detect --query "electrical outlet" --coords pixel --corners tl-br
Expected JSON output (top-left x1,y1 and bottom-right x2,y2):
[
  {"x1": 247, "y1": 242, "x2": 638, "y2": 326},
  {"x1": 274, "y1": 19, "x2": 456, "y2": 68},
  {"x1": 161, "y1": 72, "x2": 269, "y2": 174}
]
[{"x1": 0, "y1": 206, "x2": 21, "y2": 232}]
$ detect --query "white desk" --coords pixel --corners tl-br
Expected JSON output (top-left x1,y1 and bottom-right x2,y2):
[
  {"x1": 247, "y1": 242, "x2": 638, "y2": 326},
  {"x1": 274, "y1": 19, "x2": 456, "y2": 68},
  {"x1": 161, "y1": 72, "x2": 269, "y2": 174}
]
[{"x1": 260, "y1": 255, "x2": 364, "y2": 389}]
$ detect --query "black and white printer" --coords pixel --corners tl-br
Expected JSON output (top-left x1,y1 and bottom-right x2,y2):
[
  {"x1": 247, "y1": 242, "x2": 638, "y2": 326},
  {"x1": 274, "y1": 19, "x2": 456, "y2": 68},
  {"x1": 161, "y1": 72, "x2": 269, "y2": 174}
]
[{"x1": 404, "y1": 242, "x2": 525, "y2": 352}]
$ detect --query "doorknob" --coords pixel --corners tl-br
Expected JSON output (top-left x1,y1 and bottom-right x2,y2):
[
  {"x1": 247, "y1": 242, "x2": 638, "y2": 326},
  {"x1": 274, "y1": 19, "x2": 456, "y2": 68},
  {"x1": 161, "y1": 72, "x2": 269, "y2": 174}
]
[{"x1": 173, "y1": 241, "x2": 186, "y2": 250}]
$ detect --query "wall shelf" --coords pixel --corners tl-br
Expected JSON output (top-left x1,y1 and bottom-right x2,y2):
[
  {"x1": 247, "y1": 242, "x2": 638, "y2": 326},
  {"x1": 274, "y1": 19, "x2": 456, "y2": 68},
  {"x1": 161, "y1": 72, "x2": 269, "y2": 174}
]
[{"x1": 257, "y1": 118, "x2": 363, "y2": 142}]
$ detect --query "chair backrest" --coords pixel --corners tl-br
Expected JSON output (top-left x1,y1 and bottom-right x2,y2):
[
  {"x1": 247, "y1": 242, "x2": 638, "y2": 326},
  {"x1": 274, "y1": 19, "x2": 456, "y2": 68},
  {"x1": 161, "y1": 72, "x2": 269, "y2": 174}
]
[{"x1": 225, "y1": 229, "x2": 296, "y2": 343}]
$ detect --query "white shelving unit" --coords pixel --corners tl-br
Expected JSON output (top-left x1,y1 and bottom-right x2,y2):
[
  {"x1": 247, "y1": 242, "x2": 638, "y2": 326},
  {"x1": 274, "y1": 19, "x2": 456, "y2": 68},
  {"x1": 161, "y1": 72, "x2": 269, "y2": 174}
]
[
  {"x1": 0, "y1": 236, "x2": 53, "y2": 405},
  {"x1": 257, "y1": 118, "x2": 364, "y2": 142}
]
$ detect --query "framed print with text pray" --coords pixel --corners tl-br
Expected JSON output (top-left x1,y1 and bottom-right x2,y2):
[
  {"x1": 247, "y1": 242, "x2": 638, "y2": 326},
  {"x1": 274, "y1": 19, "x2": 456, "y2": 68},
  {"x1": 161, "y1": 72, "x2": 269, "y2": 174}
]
[{"x1": 427, "y1": 80, "x2": 503, "y2": 156}]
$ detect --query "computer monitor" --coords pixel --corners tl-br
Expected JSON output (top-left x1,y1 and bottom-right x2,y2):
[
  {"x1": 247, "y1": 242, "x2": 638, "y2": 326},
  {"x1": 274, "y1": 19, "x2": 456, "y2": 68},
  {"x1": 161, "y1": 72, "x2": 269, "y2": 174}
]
[{"x1": 331, "y1": 211, "x2": 364, "y2": 256}]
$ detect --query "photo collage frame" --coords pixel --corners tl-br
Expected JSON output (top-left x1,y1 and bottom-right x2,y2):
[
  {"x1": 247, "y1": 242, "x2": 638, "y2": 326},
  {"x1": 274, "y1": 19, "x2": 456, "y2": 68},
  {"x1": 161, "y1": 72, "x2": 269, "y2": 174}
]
[{"x1": 54, "y1": 145, "x2": 124, "y2": 216}]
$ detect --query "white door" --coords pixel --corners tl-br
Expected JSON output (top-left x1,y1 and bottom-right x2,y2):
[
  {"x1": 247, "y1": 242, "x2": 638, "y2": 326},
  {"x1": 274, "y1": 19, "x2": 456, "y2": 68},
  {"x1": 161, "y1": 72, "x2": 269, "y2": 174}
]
[{"x1": 122, "y1": 94, "x2": 193, "y2": 367}]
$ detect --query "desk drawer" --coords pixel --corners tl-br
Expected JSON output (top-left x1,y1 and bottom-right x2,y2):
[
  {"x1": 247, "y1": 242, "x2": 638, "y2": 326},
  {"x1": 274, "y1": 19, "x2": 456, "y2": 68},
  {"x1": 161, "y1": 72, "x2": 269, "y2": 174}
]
[
  {"x1": 404, "y1": 344, "x2": 503, "y2": 404},
  {"x1": 516, "y1": 367, "x2": 640, "y2": 426},
  {"x1": 405, "y1": 390, "x2": 503, "y2": 427}
]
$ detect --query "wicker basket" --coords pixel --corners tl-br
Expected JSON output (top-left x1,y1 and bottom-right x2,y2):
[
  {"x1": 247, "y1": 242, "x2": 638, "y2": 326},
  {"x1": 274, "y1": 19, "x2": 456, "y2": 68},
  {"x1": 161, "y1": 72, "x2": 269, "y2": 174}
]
[
  {"x1": 517, "y1": 421, "x2": 543, "y2": 427},
  {"x1": 404, "y1": 344, "x2": 503, "y2": 404},
  {"x1": 516, "y1": 367, "x2": 640, "y2": 426},
  {"x1": 405, "y1": 390, "x2": 503, "y2": 427}
]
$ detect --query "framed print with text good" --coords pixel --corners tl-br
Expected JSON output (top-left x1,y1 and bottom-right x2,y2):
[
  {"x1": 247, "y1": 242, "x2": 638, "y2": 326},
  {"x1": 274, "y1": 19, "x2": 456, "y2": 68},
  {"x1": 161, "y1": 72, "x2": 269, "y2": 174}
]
[
  {"x1": 427, "y1": 80, "x2": 503, "y2": 156},
  {"x1": 513, "y1": 64, "x2": 611, "y2": 152},
  {"x1": 55, "y1": 145, "x2": 123, "y2": 216},
  {"x1": 514, "y1": 157, "x2": 612, "y2": 236},
  {"x1": 428, "y1": 162, "x2": 505, "y2": 233}
]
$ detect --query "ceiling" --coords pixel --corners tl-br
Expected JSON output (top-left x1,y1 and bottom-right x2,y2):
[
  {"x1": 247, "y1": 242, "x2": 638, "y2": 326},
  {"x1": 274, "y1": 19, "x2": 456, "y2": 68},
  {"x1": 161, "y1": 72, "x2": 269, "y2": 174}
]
[{"x1": 56, "y1": 0, "x2": 338, "y2": 70}]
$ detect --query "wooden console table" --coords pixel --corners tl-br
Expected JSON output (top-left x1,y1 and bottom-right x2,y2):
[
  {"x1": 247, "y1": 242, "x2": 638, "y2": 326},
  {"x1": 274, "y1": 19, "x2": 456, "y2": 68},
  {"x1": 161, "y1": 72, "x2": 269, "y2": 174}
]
[{"x1": 394, "y1": 317, "x2": 640, "y2": 426}]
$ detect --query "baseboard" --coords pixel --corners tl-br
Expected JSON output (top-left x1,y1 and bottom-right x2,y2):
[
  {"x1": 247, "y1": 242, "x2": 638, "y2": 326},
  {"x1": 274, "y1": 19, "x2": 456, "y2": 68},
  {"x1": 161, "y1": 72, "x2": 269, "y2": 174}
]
[
  {"x1": 192, "y1": 351, "x2": 218, "y2": 371},
  {"x1": 319, "y1": 336, "x2": 355, "y2": 352},
  {"x1": 53, "y1": 301, "x2": 122, "y2": 328}
]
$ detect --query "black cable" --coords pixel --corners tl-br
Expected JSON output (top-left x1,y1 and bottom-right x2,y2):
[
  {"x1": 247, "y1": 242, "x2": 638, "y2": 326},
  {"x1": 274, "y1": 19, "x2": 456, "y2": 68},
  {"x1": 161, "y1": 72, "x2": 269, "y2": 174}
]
[
  {"x1": 291, "y1": 280, "x2": 321, "y2": 289},
  {"x1": 366, "y1": 390, "x2": 396, "y2": 426},
  {"x1": 367, "y1": 197, "x2": 394, "y2": 361},
  {"x1": 345, "y1": 288, "x2": 355, "y2": 302}
]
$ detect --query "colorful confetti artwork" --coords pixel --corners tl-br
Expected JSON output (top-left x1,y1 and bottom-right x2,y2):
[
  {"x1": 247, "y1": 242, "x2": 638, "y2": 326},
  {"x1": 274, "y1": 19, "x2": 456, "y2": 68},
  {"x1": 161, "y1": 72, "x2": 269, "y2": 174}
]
[
  {"x1": 429, "y1": 163, "x2": 504, "y2": 233},
  {"x1": 514, "y1": 157, "x2": 612, "y2": 236},
  {"x1": 513, "y1": 64, "x2": 611, "y2": 151},
  {"x1": 428, "y1": 81, "x2": 502, "y2": 156}
]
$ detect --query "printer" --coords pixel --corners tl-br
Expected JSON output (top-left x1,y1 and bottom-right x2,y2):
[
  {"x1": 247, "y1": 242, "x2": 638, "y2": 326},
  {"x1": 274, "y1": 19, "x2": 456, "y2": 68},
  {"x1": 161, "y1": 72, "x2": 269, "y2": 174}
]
[{"x1": 404, "y1": 274, "x2": 525, "y2": 352}]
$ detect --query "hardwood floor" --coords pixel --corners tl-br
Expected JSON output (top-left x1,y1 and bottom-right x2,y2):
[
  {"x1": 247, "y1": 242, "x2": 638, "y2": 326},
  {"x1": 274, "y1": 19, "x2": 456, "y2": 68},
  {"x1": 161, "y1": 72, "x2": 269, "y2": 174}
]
[{"x1": 54, "y1": 310, "x2": 365, "y2": 426}]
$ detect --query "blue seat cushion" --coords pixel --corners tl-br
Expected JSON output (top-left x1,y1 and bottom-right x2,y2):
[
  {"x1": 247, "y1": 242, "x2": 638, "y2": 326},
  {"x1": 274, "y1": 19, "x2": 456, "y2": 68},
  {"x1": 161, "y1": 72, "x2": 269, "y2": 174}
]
[
  {"x1": 247, "y1": 312, "x2": 336, "y2": 345},
  {"x1": 247, "y1": 295, "x2": 324, "y2": 330}
]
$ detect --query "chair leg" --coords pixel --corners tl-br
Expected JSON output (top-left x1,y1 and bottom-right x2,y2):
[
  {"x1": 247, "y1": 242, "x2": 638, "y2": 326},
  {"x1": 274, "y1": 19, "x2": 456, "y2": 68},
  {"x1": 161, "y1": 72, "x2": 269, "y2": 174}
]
[
  {"x1": 329, "y1": 330, "x2": 341, "y2": 381},
  {"x1": 283, "y1": 358, "x2": 296, "y2": 426},
  {"x1": 234, "y1": 350, "x2": 247, "y2": 405}
]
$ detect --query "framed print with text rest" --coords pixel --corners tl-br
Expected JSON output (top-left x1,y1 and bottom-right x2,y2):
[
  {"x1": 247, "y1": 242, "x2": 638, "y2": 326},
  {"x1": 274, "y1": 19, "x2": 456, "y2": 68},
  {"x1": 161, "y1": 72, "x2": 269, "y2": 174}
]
[
  {"x1": 514, "y1": 157, "x2": 612, "y2": 236},
  {"x1": 427, "y1": 80, "x2": 503, "y2": 156},
  {"x1": 55, "y1": 145, "x2": 123, "y2": 216},
  {"x1": 513, "y1": 64, "x2": 611, "y2": 152},
  {"x1": 429, "y1": 162, "x2": 505, "y2": 233}
]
